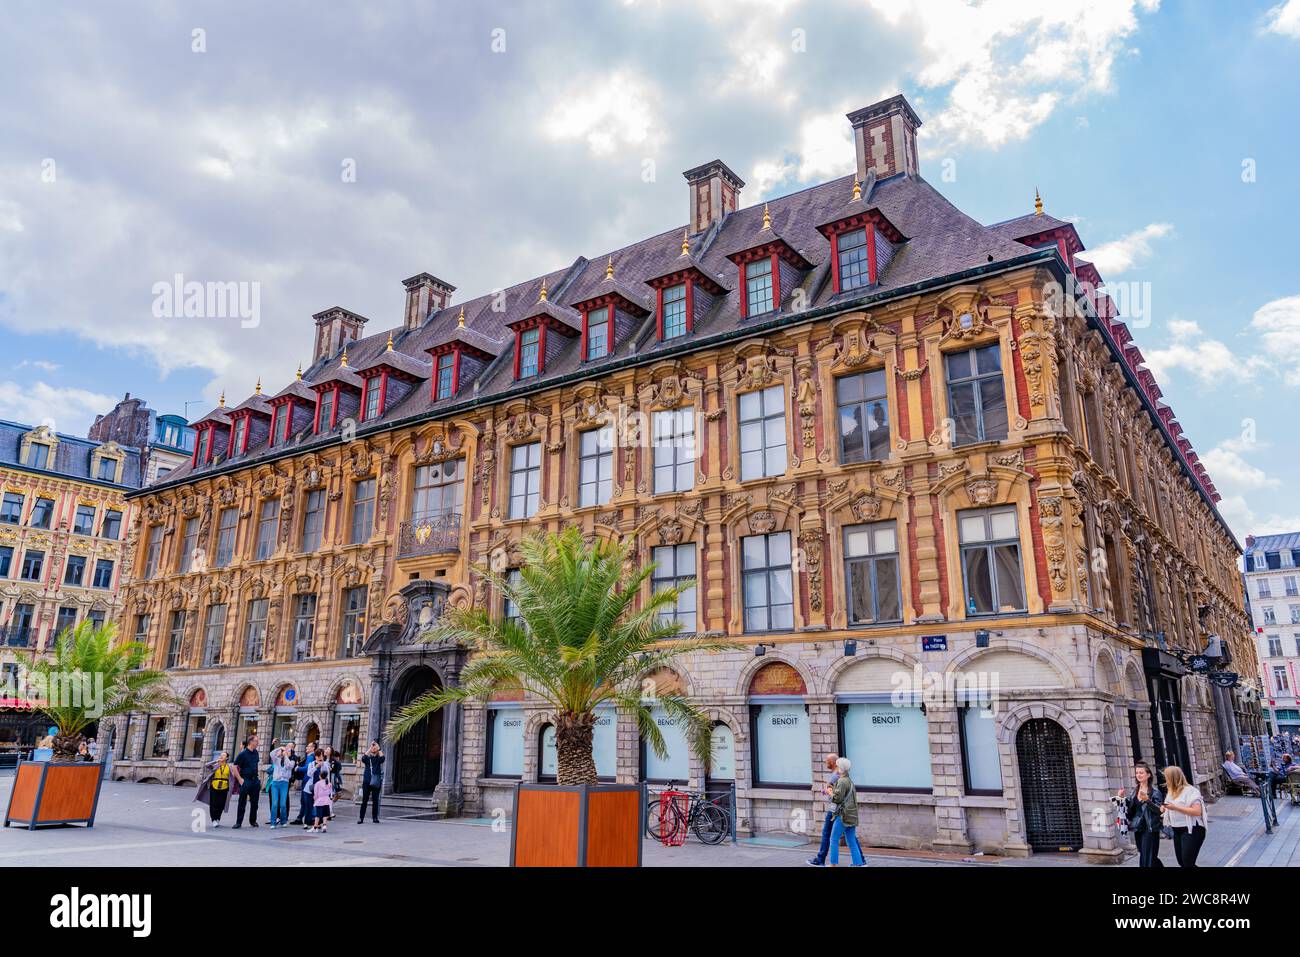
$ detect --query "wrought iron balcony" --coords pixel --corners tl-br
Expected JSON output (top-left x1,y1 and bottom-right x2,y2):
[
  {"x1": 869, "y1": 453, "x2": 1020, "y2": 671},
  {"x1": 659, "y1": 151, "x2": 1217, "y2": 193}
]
[{"x1": 398, "y1": 513, "x2": 463, "y2": 559}]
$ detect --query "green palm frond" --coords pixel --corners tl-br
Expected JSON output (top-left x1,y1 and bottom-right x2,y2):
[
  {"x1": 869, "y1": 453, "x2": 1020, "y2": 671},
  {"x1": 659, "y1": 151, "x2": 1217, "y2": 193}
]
[{"x1": 387, "y1": 527, "x2": 739, "y2": 768}]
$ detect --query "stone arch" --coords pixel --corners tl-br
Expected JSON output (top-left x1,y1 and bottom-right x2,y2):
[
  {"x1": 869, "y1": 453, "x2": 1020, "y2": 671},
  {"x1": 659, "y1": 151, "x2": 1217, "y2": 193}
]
[
  {"x1": 734, "y1": 653, "x2": 815, "y2": 698},
  {"x1": 641, "y1": 664, "x2": 693, "y2": 699},
  {"x1": 945, "y1": 638, "x2": 1074, "y2": 689},
  {"x1": 328, "y1": 674, "x2": 368, "y2": 708},
  {"x1": 1094, "y1": 646, "x2": 1122, "y2": 696},
  {"x1": 1124, "y1": 660, "x2": 1146, "y2": 701},
  {"x1": 999, "y1": 703, "x2": 1092, "y2": 853},
  {"x1": 823, "y1": 644, "x2": 922, "y2": 694},
  {"x1": 232, "y1": 682, "x2": 263, "y2": 709}
]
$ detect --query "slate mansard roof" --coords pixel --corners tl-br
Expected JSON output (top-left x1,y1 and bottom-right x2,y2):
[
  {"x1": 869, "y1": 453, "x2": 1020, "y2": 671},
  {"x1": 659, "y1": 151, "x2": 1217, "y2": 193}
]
[
  {"x1": 0, "y1": 419, "x2": 142, "y2": 489},
  {"x1": 149, "y1": 117, "x2": 1223, "y2": 529}
]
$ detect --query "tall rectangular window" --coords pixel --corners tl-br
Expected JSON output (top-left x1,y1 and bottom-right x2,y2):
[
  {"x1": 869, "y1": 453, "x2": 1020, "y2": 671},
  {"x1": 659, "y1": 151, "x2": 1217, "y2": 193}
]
[
  {"x1": 28, "y1": 443, "x2": 49, "y2": 469},
  {"x1": 244, "y1": 599, "x2": 269, "y2": 663},
  {"x1": 166, "y1": 610, "x2": 185, "y2": 669},
  {"x1": 232, "y1": 417, "x2": 247, "y2": 453},
  {"x1": 101, "y1": 509, "x2": 122, "y2": 540},
  {"x1": 291, "y1": 593, "x2": 317, "y2": 661},
  {"x1": 837, "y1": 227, "x2": 870, "y2": 291},
  {"x1": 133, "y1": 613, "x2": 150, "y2": 645},
  {"x1": 509, "y1": 443, "x2": 542, "y2": 519},
  {"x1": 837, "y1": 369, "x2": 890, "y2": 463},
  {"x1": 738, "y1": 385, "x2": 787, "y2": 481},
  {"x1": 201, "y1": 604, "x2": 227, "y2": 667},
  {"x1": 179, "y1": 516, "x2": 199, "y2": 572},
  {"x1": 300, "y1": 490, "x2": 325, "y2": 552},
  {"x1": 651, "y1": 543, "x2": 696, "y2": 632},
  {"x1": 959, "y1": 506, "x2": 1025, "y2": 616},
  {"x1": 586, "y1": 306, "x2": 610, "y2": 360},
  {"x1": 96, "y1": 457, "x2": 116, "y2": 480},
  {"x1": 578, "y1": 426, "x2": 614, "y2": 508},
  {"x1": 653, "y1": 407, "x2": 695, "y2": 494},
  {"x1": 29, "y1": 497, "x2": 54, "y2": 529},
  {"x1": 1274, "y1": 666, "x2": 1290, "y2": 693},
  {"x1": 73, "y1": 504, "x2": 96, "y2": 536},
  {"x1": 946, "y1": 344, "x2": 1008, "y2": 445},
  {"x1": 92, "y1": 559, "x2": 114, "y2": 589},
  {"x1": 518, "y1": 328, "x2": 540, "y2": 378},
  {"x1": 268, "y1": 405, "x2": 282, "y2": 446},
  {"x1": 64, "y1": 555, "x2": 86, "y2": 587},
  {"x1": 435, "y1": 354, "x2": 455, "y2": 399},
  {"x1": 143, "y1": 525, "x2": 164, "y2": 577},
  {"x1": 197, "y1": 428, "x2": 210, "y2": 463},
  {"x1": 20, "y1": 550, "x2": 44, "y2": 581},
  {"x1": 56, "y1": 606, "x2": 78, "y2": 635},
  {"x1": 0, "y1": 545, "x2": 12, "y2": 578},
  {"x1": 255, "y1": 499, "x2": 280, "y2": 560},
  {"x1": 342, "y1": 586, "x2": 368, "y2": 657},
  {"x1": 411, "y1": 461, "x2": 463, "y2": 521},
  {"x1": 363, "y1": 377, "x2": 382, "y2": 420},
  {"x1": 662, "y1": 284, "x2": 687, "y2": 339},
  {"x1": 351, "y1": 478, "x2": 375, "y2": 543},
  {"x1": 844, "y1": 521, "x2": 902, "y2": 624},
  {"x1": 742, "y1": 531, "x2": 793, "y2": 632},
  {"x1": 1, "y1": 492, "x2": 24, "y2": 524},
  {"x1": 318, "y1": 389, "x2": 336, "y2": 431},
  {"x1": 215, "y1": 508, "x2": 238, "y2": 567},
  {"x1": 745, "y1": 258, "x2": 774, "y2": 314}
]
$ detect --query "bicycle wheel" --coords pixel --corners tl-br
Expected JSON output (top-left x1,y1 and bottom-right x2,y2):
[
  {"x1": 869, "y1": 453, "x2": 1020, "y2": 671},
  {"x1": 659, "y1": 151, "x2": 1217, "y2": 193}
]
[
  {"x1": 692, "y1": 802, "x2": 729, "y2": 845},
  {"x1": 645, "y1": 799, "x2": 668, "y2": 840}
]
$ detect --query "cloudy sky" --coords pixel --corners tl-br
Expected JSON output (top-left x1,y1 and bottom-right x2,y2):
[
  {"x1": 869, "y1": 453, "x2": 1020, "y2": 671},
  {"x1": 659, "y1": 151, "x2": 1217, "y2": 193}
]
[{"x1": 1, "y1": 0, "x2": 1298, "y2": 539}]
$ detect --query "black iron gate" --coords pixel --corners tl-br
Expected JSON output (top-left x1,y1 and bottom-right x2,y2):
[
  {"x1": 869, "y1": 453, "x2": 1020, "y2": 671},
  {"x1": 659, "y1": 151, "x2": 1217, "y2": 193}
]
[
  {"x1": 1016, "y1": 718, "x2": 1083, "y2": 852},
  {"x1": 393, "y1": 669, "x2": 442, "y2": 793}
]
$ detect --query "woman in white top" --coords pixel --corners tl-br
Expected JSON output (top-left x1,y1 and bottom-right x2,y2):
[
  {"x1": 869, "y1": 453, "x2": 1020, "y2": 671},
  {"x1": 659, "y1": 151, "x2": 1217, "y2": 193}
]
[{"x1": 1161, "y1": 765, "x2": 1208, "y2": 867}]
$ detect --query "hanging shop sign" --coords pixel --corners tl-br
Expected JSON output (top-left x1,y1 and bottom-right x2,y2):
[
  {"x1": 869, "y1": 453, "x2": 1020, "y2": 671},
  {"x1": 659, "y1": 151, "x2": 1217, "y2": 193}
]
[
  {"x1": 1209, "y1": 672, "x2": 1240, "y2": 688},
  {"x1": 1187, "y1": 655, "x2": 1212, "y2": 674}
]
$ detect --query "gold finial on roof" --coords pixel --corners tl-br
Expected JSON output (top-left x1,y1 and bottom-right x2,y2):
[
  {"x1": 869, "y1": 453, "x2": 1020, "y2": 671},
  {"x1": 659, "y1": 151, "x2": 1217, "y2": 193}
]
[
  {"x1": 296, "y1": 363, "x2": 303, "y2": 381},
  {"x1": 680, "y1": 229, "x2": 690, "y2": 256},
  {"x1": 341, "y1": 347, "x2": 349, "y2": 368},
  {"x1": 762, "y1": 202, "x2": 771, "y2": 229},
  {"x1": 539, "y1": 278, "x2": 548, "y2": 302},
  {"x1": 254, "y1": 377, "x2": 262, "y2": 395},
  {"x1": 1034, "y1": 188, "x2": 1043, "y2": 216},
  {"x1": 457, "y1": 306, "x2": 466, "y2": 328},
  {"x1": 851, "y1": 179, "x2": 862, "y2": 201},
  {"x1": 605, "y1": 256, "x2": 614, "y2": 280},
  {"x1": 386, "y1": 330, "x2": 394, "y2": 352},
  {"x1": 218, "y1": 390, "x2": 225, "y2": 408}
]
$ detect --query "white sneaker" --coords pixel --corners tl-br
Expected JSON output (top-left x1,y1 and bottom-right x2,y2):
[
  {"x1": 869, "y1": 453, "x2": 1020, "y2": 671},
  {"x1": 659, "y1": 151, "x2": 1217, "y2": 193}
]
[{"x1": 212, "y1": 820, "x2": 220, "y2": 828}]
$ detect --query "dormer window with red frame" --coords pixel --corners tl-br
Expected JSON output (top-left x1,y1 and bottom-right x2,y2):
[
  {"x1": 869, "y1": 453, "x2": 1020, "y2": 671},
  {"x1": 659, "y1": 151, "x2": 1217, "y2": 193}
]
[
  {"x1": 355, "y1": 341, "x2": 430, "y2": 421},
  {"x1": 815, "y1": 205, "x2": 905, "y2": 295},
  {"x1": 195, "y1": 427, "x2": 210, "y2": 464},
  {"x1": 230, "y1": 416, "x2": 249, "y2": 455},
  {"x1": 506, "y1": 294, "x2": 581, "y2": 382},
  {"x1": 435, "y1": 353, "x2": 457, "y2": 399},
  {"x1": 314, "y1": 386, "x2": 340, "y2": 433},
  {"x1": 362, "y1": 376, "x2": 383, "y2": 421},
  {"x1": 268, "y1": 404, "x2": 282, "y2": 447},
  {"x1": 644, "y1": 262, "x2": 726, "y2": 343},
  {"x1": 519, "y1": 328, "x2": 541, "y2": 378},
  {"x1": 584, "y1": 304, "x2": 611, "y2": 360}
]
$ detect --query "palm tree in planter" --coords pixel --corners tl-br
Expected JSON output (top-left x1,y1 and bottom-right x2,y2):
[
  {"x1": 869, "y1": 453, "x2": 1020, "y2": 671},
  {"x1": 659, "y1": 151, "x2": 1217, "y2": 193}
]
[
  {"x1": 20, "y1": 620, "x2": 175, "y2": 762},
  {"x1": 6, "y1": 621, "x2": 176, "y2": 829},
  {"x1": 387, "y1": 528, "x2": 736, "y2": 864}
]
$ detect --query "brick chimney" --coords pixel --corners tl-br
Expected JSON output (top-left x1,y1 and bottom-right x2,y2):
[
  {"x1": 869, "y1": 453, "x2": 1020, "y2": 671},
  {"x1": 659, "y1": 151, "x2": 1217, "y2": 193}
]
[
  {"x1": 683, "y1": 160, "x2": 744, "y2": 234},
  {"x1": 847, "y1": 94, "x2": 921, "y2": 182},
  {"x1": 402, "y1": 273, "x2": 456, "y2": 331},
  {"x1": 312, "y1": 307, "x2": 369, "y2": 363}
]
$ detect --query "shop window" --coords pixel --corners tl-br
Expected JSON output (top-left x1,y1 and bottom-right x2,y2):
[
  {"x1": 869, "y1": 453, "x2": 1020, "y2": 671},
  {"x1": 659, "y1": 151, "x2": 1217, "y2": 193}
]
[
  {"x1": 748, "y1": 662, "x2": 811, "y2": 787},
  {"x1": 838, "y1": 701, "x2": 933, "y2": 792},
  {"x1": 959, "y1": 701, "x2": 1003, "y2": 795}
]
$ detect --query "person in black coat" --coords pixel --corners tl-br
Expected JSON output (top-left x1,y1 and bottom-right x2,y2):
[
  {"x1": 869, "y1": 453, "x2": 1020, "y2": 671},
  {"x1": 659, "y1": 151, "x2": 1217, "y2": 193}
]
[
  {"x1": 357, "y1": 740, "x2": 385, "y2": 824},
  {"x1": 1117, "y1": 760, "x2": 1165, "y2": 867},
  {"x1": 232, "y1": 734, "x2": 261, "y2": 828}
]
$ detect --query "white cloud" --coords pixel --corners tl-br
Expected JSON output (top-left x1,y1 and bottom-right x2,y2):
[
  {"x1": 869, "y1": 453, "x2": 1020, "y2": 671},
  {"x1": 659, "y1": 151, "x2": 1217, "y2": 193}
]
[
  {"x1": 1144, "y1": 319, "x2": 1267, "y2": 386},
  {"x1": 1201, "y1": 439, "x2": 1280, "y2": 492},
  {"x1": 541, "y1": 71, "x2": 659, "y2": 157},
  {"x1": 1263, "y1": 0, "x2": 1300, "y2": 37},
  {"x1": 1249, "y1": 295, "x2": 1300, "y2": 385},
  {"x1": 0, "y1": 380, "x2": 117, "y2": 434},
  {"x1": 862, "y1": 0, "x2": 1160, "y2": 151},
  {"x1": 1086, "y1": 222, "x2": 1173, "y2": 275}
]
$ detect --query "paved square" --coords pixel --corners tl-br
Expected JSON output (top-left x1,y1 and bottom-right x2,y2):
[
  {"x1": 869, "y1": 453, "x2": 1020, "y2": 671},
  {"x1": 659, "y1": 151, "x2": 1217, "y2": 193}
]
[{"x1": 3, "y1": 773, "x2": 1296, "y2": 867}]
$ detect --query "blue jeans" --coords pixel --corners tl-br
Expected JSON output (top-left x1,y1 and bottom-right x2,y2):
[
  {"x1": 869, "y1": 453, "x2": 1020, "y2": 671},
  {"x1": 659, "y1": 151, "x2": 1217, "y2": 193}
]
[
  {"x1": 270, "y1": 780, "x2": 289, "y2": 826},
  {"x1": 813, "y1": 809, "x2": 864, "y2": 864},
  {"x1": 298, "y1": 786, "x2": 314, "y2": 823},
  {"x1": 828, "y1": 817, "x2": 864, "y2": 866}
]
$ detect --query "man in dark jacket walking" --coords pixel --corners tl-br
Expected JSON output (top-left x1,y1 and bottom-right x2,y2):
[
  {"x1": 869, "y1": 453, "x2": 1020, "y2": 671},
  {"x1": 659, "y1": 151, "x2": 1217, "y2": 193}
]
[{"x1": 232, "y1": 733, "x2": 261, "y2": 828}]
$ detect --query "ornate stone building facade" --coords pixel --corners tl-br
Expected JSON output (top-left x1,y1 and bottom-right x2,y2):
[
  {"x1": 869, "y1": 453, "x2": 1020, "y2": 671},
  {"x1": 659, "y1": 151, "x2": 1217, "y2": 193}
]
[
  {"x1": 109, "y1": 94, "x2": 1257, "y2": 861},
  {"x1": 1, "y1": 419, "x2": 141, "y2": 757}
]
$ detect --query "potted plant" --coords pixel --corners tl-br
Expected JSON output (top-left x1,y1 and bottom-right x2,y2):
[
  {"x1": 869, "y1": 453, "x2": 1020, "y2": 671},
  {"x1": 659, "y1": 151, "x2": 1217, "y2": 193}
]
[
  {"x1": 4, "y1": 621, "x2": 175, "y2": 829},
  {"x1": 388, "y1": 527, "x2": 734, "y2": 866}
]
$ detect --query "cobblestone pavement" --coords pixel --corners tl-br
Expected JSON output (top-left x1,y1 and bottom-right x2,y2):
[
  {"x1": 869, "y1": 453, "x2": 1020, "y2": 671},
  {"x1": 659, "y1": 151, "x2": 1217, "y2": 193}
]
[{"x1": 2, "y1": 774, "x2": 1295, "y2": 867}]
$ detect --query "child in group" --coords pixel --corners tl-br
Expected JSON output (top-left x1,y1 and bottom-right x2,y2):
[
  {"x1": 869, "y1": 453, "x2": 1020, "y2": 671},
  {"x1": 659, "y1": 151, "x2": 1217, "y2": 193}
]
[{"x1": 311, "y1": 767, "x2": 333, "y2": 833}]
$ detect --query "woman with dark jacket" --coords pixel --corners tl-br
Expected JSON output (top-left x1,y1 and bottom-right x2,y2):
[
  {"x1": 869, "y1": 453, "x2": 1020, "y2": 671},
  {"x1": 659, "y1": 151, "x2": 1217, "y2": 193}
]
[
  {"x1": 1117, "y1": 761, "x2": 1165, "y2": 867},
  {"x1": 194, "y1": 751, "x2": 243, "y2": 828}
]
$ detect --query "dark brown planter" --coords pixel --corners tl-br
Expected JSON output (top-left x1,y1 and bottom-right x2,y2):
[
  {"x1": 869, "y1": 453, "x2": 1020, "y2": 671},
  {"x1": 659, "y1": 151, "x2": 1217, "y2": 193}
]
[
  {"x1": 4, "y1": 760, "x2": 104, "y2": 830},
  {"x1": 510, "y1": 782, "x2": 642, "y2": 867}
]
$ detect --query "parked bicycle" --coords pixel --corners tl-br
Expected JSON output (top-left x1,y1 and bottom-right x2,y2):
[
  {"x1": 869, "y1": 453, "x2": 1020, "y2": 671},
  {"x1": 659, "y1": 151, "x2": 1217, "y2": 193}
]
[{"x1": 645, "y1": 783, "x2": 731, "y2": 845}]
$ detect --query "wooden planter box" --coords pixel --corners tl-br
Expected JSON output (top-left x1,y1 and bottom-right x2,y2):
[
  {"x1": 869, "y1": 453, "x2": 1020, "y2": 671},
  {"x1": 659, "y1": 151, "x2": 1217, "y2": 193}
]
[
  {"x1": 510, "y1": 783, "x2": 642, "y2": 867},
  {"x1": 4, "y1": 760, "x2": 104, "y2": 830}
]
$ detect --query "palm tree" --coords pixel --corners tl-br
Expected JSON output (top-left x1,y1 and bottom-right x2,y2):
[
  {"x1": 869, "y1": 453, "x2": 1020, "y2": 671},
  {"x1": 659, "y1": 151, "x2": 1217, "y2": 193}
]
[
  {"x1": 17, "y1": 620, "x2": 176, "y2": 762},
  {"x1": 387, "y1": 527, "x2": 737, "y2": 785}
]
